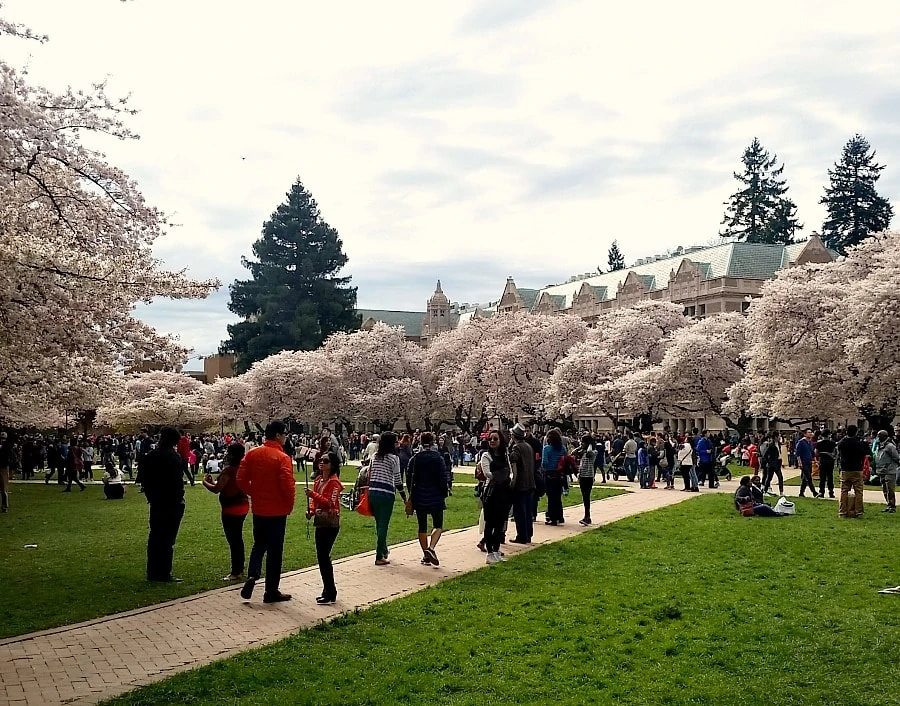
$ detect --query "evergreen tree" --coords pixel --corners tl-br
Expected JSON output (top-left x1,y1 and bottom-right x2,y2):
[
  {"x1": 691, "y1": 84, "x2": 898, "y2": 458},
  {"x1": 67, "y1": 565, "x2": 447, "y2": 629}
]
[
  {"x1": 607, "y1": 240, "x2": 625, "y2": 271},
  {"x1": 760, "y1": 197, "x2": 803, "y2": 244},
  {"x1": 721, "y1": 138, "x2": 799, "y2": 243},
  {"x1": 820, "y1": 134, "x2": 894, "y2": 254},
  {"x1": 220, "y1": 178, "x2": 360, "y2": 373}
]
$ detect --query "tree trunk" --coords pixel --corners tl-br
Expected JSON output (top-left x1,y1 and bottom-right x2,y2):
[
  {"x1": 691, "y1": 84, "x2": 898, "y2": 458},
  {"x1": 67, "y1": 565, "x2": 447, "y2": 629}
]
[{"x1": 861, "y1": 406, "x2": 896, "y2": 434}]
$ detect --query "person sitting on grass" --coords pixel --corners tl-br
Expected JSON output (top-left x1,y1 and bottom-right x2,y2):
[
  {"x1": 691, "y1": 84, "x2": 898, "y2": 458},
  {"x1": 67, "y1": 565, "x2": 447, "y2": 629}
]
[
  {"x1": 734, "y1": 475, "x2": 781, "y2": 517},
  {"x1": 102, "y1": 461, "x2": 126, "y2": 500}
]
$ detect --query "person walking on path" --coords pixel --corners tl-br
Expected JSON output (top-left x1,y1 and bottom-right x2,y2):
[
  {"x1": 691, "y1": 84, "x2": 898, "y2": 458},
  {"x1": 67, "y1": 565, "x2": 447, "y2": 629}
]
[
  {"x1": 142, "y1": 427, "x2": 187, "y2": 582},
  {"x1": 837, "y1": 425, "x2": 869, "y2": 519},
  {"x1": 874, "y1": 430, "x2": 900, "y2": 513},
  {"x1": 407, "y1": 432, "x2": 450, "y2": 566},
  {"x1": 816, "y1": 429, "x2": 837, "y2": 499},
  {"x1": 237, "y1": 421, "x2": 296, "y2": 603},
  {"x1": 305, "y1": 451, "x2": 343, "y2": 604},
  {"x1": 508, "y1": 423, "x2": 536, "y2": 543},
  {"x1": 202, "y1": 443, "x2": 250, "y2": 581},
  {"x1": 481, "y1": 430, "x2": 514, "y2": 564},
  {"x1": 542, "y1": 428, "x2": 568, "y2": 524},
  {"x1": 795, "y1": 429, "x2": 820, "y2": 498},
  {"x1": 574, "y1": 434, "x2": 597, "y2": 525},
  {"x1": 367, "y1": 432, "x2": 408, "y2": 566}
]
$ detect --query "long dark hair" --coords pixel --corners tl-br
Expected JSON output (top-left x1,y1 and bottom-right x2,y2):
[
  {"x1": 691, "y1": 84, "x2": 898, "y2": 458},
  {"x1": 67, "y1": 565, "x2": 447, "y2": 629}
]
[
  {"x1": 377, "y1": 432, "x2": 397, "y2": 458},
  {"x1": 325, "y1": 451, "x2": 341, "y2": 478},
  {"x1": 546, "y1": 428, "x2": 563, "y2": 451},
  {"x1": 487, "y1": 429, "x2": 508, "y2": 455},
  {"x1": 225, "y1": 443, "x2": 245, "y2": 466}
]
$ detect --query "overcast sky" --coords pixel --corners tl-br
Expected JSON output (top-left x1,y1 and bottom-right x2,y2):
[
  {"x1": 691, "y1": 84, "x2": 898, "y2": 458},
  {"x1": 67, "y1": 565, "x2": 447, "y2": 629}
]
[{"x1": 6, "y1": 0, "x2": 900, "y2": 367}]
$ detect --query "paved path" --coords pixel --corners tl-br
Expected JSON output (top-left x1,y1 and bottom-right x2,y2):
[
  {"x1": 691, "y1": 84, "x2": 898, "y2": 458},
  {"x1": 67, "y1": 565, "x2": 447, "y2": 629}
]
[{"x1": 0, "y1": 488, "x2": 695, "y2": 706}]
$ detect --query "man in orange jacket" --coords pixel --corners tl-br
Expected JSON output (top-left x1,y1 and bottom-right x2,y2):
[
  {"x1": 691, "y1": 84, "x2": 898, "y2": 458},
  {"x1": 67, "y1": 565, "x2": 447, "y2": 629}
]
[{"x1": 237, "y1": 420, "x2": 296, "y2": 603}]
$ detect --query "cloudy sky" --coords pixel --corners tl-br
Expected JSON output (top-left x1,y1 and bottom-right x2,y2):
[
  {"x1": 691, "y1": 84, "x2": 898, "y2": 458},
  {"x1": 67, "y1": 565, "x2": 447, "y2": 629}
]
[{"x1": 5, "y1": 0, "x2": 900, "y2": 366}]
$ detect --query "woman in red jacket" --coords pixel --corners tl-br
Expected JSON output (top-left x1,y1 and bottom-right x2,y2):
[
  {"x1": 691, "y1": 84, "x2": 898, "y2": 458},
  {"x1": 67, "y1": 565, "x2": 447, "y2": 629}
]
[
  {"x1": 202, "y1": 443, "x2": 249, "y2": 581},
  {"x1": 306, "y1": 451, "x2": 343, "y2": 604}
]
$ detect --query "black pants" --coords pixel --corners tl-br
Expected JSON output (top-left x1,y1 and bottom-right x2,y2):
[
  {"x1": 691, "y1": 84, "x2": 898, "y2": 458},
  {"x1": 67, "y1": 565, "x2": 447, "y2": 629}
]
[
  {"x1": 545, "y1": 478, "x2": 564, "y2": 523},
  {"x1": 699, "y1": 461, "x2": 716, "y2": 487},
  {"x1": 579, "y1": 477, "x2": 594, "y2": 521},
  {"x1": 680, "y1": 466, "x2": 692, "y2": 490},
  {"x1": 315, "y1": 526, "x2": 339, "y2": 598},
  {"x1": 222, "y1": 513, "x2": 247, "y2": 576},
  {"x1": 104, "y1": 483, "x2": 125, "y2": 500},
  {"x1": 65, "y1": 467, "x2": 85, "y2": 490},
  {"x1": 147, "y1": 502, "x2": 185, "y2": 580},
  {"x1": 247, "y1": 515, "x2": 287, "y2": 597},
  {"x1": 484, "y1": 487, "x2": 513, "y2": 553},
  {"x1": 762, "y1": 464, "x2": 784, "y2": 495},
  {"x1": 799, "y1": 462, "x2": 817, "y2": 496},
  {"x1": 512, "y1": 489, "x2": 534, "y2": 541},
  {"x1": 818, "y1": 460, "x2": 835, "y2": 497}
]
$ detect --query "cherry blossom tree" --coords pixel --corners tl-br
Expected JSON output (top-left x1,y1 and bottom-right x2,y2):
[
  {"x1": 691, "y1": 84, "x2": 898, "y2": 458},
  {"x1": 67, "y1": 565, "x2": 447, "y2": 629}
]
[
  {"x1": 96, "y1": 371, "x2": 212, "y2": 430},
  {"x1": 548, "y1": 301, "x2": 688, "y2": 430},
  {"x1": 731, "y1": 231, "x2": 899, "y2": 429},
  {"x1": 426, "y1": 313, "x2": 588, "y2": 430},
  {"x1": 625, "y1": 313, "x2": 754, "y2": 434},
  {"x1": 0, "y1": 11, "x2": 218, "y2": 426}
]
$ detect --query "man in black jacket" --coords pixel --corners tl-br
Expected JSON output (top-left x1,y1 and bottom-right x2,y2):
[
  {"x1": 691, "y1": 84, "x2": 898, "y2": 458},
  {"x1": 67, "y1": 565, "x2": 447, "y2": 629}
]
[
  {"x1": 142, "y1": 427, "x2": 186, "y2": 582},
  {"x1": 837, "y1": 425, "x2": 869, "y2": 519}
]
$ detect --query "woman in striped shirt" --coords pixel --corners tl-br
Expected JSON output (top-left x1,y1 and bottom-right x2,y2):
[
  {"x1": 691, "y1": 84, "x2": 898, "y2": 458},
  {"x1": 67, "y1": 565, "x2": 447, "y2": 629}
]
[{"x1": 367, "y1": 432, "x2": 407, "y2": 566}]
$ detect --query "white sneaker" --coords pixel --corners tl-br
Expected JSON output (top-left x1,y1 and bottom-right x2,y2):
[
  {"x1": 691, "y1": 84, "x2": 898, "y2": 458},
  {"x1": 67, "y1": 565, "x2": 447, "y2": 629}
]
[
  {"x1": 499, "y1": 553, "x2": 508, "y2": 562},
  {"x1": 486, "y1": 552, "x2": 501, "y2": 564}
]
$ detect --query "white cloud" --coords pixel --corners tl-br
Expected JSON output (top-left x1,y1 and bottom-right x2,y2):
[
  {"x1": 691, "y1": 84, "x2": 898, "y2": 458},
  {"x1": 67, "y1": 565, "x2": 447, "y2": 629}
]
[{"x1": 4, "y1": 0, "x2": 900, "y2": 349}]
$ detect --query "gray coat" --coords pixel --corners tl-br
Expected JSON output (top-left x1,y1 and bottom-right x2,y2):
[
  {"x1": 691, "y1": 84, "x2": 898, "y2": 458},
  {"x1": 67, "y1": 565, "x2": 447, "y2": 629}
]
[
  {"x1": 509, "y1": 439, "x2": 536, "y2": 491},
  {"x1": 875, "y1": 441, "x2": 900, "y2": 478}
]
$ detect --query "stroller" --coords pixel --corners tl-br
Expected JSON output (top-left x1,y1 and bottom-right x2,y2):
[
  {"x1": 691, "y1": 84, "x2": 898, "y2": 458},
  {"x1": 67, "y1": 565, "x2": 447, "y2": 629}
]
[
  {"x1": 609, "y1": 452, "x2": 631, "y2": 482},
  {"x1": 715, "y1": 451, "x2": 733, "y2": 481},
  {"x1": 340, "y1": 460, "x2": 369, "y2": 510}
]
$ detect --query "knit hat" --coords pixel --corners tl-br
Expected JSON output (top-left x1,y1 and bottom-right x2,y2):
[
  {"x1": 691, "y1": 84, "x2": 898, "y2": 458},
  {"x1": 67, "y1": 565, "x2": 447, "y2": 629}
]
[{"x1": 510, "y1": 423, "x2": 527, "y2": 439}]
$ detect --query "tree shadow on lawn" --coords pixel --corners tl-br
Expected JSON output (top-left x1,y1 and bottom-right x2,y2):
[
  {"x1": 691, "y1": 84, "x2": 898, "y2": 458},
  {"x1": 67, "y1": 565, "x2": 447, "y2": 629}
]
[{"x1": 106, "y1": 494, "x2": 900, "y2": 706}]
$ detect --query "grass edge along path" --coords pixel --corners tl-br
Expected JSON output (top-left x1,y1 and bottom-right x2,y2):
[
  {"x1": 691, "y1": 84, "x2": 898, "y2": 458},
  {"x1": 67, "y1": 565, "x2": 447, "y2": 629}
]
[
  {"x1": 0, "y1": 489, "x2": 678, "y2": 706},
  {"x1": 105, "y1": 494, "x2": 900, "y2": 706},
  {"x1": 0, "y1": 483, "x2": 623, "y2": 640}
]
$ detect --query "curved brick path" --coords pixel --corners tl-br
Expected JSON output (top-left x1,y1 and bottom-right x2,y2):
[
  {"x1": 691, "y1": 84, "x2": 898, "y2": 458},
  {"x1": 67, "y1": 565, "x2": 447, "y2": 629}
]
[{"x1": 0, "y1": 481, "x2": 884, "y2": 705}]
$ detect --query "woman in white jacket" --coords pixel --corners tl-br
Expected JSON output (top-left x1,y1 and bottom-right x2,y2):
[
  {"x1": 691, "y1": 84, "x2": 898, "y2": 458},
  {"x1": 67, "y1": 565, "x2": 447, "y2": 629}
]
[{"x1": 678, "y1": 438, "x2": 698, "y2": 492}]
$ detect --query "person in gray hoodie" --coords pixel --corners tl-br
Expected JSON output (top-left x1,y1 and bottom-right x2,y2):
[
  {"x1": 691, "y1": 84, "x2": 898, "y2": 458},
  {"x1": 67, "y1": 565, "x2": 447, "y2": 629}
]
[{"x1": 874, "y1": 430, "x2": 900, "y2": 513}]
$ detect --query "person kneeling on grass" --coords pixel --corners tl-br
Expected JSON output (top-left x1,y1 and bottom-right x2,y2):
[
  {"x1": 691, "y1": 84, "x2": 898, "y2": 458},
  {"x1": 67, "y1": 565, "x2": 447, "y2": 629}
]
[
  {"x1": 734, "y1": 475, "x2": 781, "y2": 517},
  {"x1": 102, "y1": 461, "x2": 126, "y2": 500}
]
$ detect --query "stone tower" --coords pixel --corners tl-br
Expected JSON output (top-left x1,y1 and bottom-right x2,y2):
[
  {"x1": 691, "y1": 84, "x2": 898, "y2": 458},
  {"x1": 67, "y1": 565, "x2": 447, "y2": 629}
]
[{"x1": 421, "y1": 280, "x2": 451, "y2": 345}]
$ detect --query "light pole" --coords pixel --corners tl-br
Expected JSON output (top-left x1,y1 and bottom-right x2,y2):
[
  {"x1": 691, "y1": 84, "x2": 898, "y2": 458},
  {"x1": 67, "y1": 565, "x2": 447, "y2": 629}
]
[{"x1": 614, "y1": 400, "x2": 620, "y2": 432}]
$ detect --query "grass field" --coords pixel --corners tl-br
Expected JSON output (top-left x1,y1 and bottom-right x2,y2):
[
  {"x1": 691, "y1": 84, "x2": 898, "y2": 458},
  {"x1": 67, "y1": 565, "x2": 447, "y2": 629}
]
[
  {"x1": 105, "y1": 493, "x2": 900, "y2": 706},
  {"x1": 0, "y1": 481, "x2": 622, "y2": 639}
]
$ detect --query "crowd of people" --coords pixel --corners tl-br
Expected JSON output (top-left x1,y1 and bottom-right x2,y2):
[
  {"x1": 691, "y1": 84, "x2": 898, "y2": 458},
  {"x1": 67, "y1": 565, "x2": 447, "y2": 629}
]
[{"x1": 0, "y1": 419, "x2": 897, "y2": 603}]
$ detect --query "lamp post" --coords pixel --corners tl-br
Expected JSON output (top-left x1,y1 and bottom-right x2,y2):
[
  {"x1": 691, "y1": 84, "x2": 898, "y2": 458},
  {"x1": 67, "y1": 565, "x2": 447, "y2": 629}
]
[
  {"x1": 614, "y1": 400, "x2": 620, "y2": 432},
  {"x1": 536, "y1": 403, "x2": 545, "y2": 435}
]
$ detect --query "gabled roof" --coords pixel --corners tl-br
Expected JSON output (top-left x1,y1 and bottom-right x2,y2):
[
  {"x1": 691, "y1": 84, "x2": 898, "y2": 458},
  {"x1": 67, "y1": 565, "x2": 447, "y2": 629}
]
[
  {"x1": 517, "y1": 288, "x2": 540, "y2": 311},
  {"x1": 534, "y1": 236, "x2": 834, "y2": 309},
  {"x1": 357, "y1": 309, "x2": 425, "y2": 337}
]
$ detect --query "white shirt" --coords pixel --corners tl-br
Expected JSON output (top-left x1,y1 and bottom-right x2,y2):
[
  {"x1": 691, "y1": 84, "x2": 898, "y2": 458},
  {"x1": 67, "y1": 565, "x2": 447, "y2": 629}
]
[
  {"x1": 678, "y1": 443, "x2": 694, "y2": 467},
  {"x1": 205, "y1": 459, "x2": 221, "y2": 473},
  {"x1": 103, "y1": 470, "x2": 123, "y2": 485}
]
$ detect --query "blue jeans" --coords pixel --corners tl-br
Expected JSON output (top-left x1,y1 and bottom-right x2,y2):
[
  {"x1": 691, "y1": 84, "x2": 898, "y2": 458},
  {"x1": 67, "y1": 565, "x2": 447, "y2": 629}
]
[
  {"x1": 247, "y1": 515, "x2": 287, "y2": 597},
  {"x1": 623, "y1": 457, "x2": 637, "y2": 482},
  {"x1": 512, "y1": 489, "x2": 534, "y2": 541}
]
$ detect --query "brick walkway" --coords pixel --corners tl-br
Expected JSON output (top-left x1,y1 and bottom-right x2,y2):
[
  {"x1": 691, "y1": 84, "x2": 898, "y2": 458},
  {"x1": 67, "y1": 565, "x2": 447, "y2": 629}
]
[{"x1": 0, "y1": 488, "x2": 697, "y2": 705}]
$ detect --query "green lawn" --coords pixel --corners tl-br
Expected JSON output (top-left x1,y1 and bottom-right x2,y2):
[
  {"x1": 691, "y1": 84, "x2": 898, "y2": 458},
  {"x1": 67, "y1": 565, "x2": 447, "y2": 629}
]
[
  {"x1": 0, "y1": 482, "x2": 622, "y2": 639},
  {"x1": 106, "y1": 494, "x2": 900, "y2": 706}
]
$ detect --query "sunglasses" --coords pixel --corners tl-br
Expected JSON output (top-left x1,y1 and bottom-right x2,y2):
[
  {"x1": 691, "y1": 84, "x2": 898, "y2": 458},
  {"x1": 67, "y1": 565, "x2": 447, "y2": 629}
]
[{"x1": 320, "y1": 459, "x2": 331, "y2": 465}]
